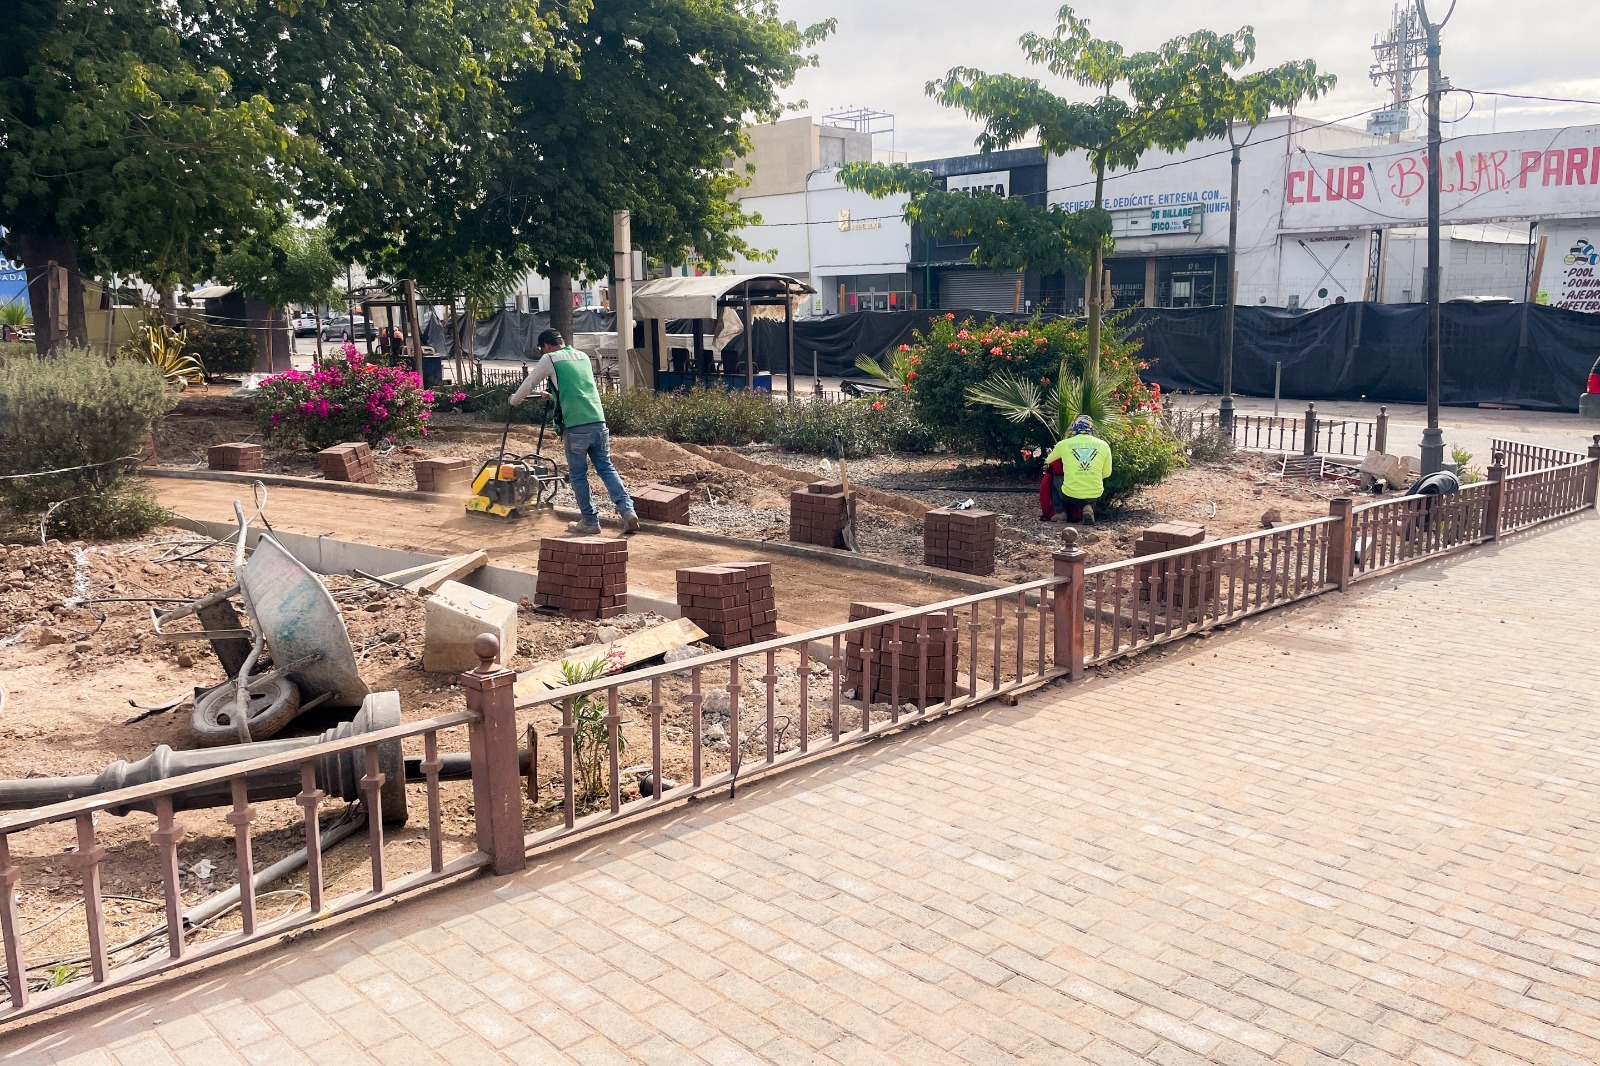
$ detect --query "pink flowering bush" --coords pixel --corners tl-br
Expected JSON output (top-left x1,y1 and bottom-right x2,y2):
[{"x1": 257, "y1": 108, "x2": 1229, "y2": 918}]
[{"x1": 255, "y1": 343, "x2": 435, "y2": 450}]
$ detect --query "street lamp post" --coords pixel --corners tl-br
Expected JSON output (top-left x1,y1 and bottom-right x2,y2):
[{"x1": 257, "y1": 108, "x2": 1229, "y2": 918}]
[{"x1": 1417, "y1": 1, "x2": 1450, "y2": 475}]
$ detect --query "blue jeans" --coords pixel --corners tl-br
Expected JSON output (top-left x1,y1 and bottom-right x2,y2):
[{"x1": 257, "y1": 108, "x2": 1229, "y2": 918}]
[{"x1": 563, "y1": 422, "x2": 634, "y2": 524}]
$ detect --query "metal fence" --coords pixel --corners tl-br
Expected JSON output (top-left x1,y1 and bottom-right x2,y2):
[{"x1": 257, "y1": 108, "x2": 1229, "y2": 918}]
[
  {"x1": 1083, "y1": 518, "x2": 1338, "y2": 664},
  {"x1": 1188, "y1": 404, "x2": 1387, "y2": 460},
  {"x1": 1489, "y1": 437, "x2": 1591, "y2": 477},
  {"x1": 1, "y1": 439, "x2": 1595, "y2": 1027}
]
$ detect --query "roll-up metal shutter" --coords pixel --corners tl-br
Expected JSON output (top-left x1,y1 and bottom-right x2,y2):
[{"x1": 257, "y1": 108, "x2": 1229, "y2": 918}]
[{"x1": 939, "y1": 270, "x2": 1026, "y2": 313}]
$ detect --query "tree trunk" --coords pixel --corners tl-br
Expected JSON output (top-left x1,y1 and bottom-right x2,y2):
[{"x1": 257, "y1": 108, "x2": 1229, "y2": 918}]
[
  {"x1": 17, "y1": 231, "x2": 89, "y2": 354},
  {"x1": 548, "y1": 269, "x2": 574, "y2": 343},
  {"x1": 1086, "y1": 158, "x2": 1107, "y2": 376}
]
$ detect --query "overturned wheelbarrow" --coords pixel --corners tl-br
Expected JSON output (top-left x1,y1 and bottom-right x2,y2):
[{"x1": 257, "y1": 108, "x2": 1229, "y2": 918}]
[{"x1": 155, "y1": 532, "x2": 370, "y2": 745}]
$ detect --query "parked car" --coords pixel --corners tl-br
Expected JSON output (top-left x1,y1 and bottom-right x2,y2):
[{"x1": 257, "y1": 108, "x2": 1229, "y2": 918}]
[
  {"x1": 291, "y1": 313, "x2": 319, "y2": 336},
  {"x1": 321, "y1": 314, "x2": 370, "y2": 341}
]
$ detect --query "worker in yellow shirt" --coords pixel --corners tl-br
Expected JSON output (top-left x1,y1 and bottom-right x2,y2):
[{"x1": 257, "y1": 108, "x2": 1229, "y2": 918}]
[{"x1": 1041, "y1": 416, "x2": 1112, "y2": 524}]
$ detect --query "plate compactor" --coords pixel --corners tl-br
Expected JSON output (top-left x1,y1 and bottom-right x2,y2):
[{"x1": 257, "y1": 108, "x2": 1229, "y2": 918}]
[{"x1": 465, "y1": 395, "x2": 567, "y2": 520}]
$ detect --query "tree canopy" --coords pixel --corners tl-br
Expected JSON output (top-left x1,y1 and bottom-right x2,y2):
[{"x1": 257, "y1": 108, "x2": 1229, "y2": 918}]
[{"x1": 844, "y1": 5, "x2": 1331, "y2": 372}]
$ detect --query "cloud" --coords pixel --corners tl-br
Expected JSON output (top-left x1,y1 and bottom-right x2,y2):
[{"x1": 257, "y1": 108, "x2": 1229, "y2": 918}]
[{"x1": 778, "y1": 0, "x2": 1600, "y2": 159}]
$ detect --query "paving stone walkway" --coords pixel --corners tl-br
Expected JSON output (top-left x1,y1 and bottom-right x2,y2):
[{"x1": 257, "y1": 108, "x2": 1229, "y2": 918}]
[{"x1": 7, "y1": 514, "x2": 1600, "y2": 1065}]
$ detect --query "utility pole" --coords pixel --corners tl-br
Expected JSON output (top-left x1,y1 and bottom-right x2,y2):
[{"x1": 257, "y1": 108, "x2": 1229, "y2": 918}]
[
  {"x1": 613, "y1": 210, "x2": 635, "y2": 389},
  {"x1": 1416, "y1": 0, "x2": 1453, "y2": 475}
]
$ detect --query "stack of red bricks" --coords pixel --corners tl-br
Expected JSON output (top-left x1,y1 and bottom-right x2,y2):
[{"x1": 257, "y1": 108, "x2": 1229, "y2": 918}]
[
  {"x1": 789, "y1": 482, "x2": 854, "y2": 548},
  {"x1": 675, "y1": 562, "x2": 777, "y2": 648},
  {"x1": 923, "y1": 508, "x2": 998, "y2": 576},
  {"x1": 535, "y1": 537, "x2": 627, "y2": 619},
  {"x1": 414, "y1": 457, "x2": 473, "y2": 494},
  {"x1": 845, "y1": 602, "x2": 959, "y2": 705},
  {"x1": 206, "y1": 443, "x2": 264, "y2": 473},
  {"x1": 1132, "y1": 522, "x2": 1214, "y2": 609},
  {"x1": 317, "y1": 442, "x2": 377, "y2": 484},
  {"x1": 632, "y1": 483, "x2": 692, "y2": 524}
]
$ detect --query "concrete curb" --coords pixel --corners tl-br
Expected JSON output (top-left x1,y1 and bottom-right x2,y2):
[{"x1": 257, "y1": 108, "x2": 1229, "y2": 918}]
[{"x1": 141, "y1": 467, "x2": 1005, "y2": 594}]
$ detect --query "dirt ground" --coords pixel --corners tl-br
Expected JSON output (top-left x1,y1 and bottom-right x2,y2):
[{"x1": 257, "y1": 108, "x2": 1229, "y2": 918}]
[
  {"x1": 149, "y1": 392, "x2": 1346, "y2": 579},
  {"x1": 0, "y1": 398, "x2": 1349, "y2": 991}
]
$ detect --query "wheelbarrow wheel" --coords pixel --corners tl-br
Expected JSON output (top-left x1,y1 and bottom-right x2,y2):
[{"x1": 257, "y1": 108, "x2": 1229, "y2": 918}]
[{"x1": 190, "y1": 674, "x2": 302, "y2": 746}]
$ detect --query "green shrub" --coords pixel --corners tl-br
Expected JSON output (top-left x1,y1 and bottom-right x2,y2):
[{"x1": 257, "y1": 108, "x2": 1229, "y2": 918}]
[
  {"x1": 184, "y1": 324, "x2": 258, "y2": 379},
  {"x1": 0, "y1": 342, "x2": 32, "y2": 363},
  {"x1": 772, "y1": 397, "x2": 875, "y2": 458},
  {"x1": 1101, "y1": 423, "x2": 1184, "y2": 507},
  {"x1": 0, "y1": 348, "x2": 174, "y2": 538},
  {"x1": 38, "y1": 484, "x2": 171, "y2": 539},
  {"x1": 865, "y1": 389, "x2": 943, "y2": 454},
  {"x1": 901, "y1": 313, "x2": 1181, "y2": 508},
  {"x1": 652, "y1": 387, "x2": 775, "y2": 445},
  {"x1": 1159, "y1": 406, "x2": 1235, "y2": 464}
]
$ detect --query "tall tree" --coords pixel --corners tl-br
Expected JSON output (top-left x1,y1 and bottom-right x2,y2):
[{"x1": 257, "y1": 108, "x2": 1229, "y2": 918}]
[
  {"x1": 501, "y1": 0, "x2": 831, "y2": 341},
  {"x1": 0, "y1": 0, "x2": 289, "y2": 352},
  {"x1": 1168, "y1": 33, "x2": 1334, "y2": 428},
  {"x1": 846, "y1": 6, "x2": 1302, "y2": 374}
]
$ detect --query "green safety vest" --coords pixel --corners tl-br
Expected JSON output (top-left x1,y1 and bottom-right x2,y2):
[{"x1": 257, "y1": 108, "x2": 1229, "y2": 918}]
[
  {"x1": 1047, "y1": 432, "x2": 1113, "y2": 499},
  {"x1": 548, "y1": 346, "x2": 606, "y2": 428}
]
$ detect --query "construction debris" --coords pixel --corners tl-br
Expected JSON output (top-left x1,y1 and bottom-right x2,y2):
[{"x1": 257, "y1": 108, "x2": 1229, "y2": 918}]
[
  {"x1": 513, "y1": 616, "x2": 707, "y2": 700},
  {"x1": 382, "y1": 550, "x2": 489, "y2": 595},
  {"x1": 423, "y1": 580, "x2": 518, "y2": 673}
]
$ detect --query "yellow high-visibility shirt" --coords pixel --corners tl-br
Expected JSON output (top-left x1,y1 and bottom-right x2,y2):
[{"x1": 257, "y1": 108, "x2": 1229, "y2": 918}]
[{"x1": 1046, "y1": 433, "x2": 1113, "y2": 499}]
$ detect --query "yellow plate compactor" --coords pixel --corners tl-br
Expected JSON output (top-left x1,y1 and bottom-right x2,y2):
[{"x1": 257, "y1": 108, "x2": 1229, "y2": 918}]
[{"x1": 465, "y1": 399, "x2": 567, "y2": 520}]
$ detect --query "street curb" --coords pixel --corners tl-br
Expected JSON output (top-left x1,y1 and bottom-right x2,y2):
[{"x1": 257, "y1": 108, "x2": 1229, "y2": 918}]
[{"x1": 140, "y1": 467, "x2": 1006, "y2": 594}]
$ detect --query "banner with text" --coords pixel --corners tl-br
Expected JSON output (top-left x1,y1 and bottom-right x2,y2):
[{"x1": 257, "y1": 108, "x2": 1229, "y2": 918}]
[{"x1": 1282, "y1": 124, "x2": 1600, "y2": 230}]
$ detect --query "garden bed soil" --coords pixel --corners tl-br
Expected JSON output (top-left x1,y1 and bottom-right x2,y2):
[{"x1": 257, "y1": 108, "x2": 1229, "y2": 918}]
[
  {"x1": 148, "y1": 396, "x2": 1346, "y2": 580},
  {"x1": 0, "y1": 531, "x2": 972, "y2": 982}
]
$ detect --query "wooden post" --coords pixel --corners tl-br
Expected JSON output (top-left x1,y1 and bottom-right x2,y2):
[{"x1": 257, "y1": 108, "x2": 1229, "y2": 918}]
[
  {"x1": 1587, "y1": 436, "x2": 1600, "y2": 509},
  {"x1": 1527, "y1": 235, "x2": 1549, "y2": 302},
  {"x1": 1303, "y1": 402, "x2": 1319, "y2": 457},
  {"x1": 1013, "y1": 277, "x2": 1024, "y2": 313},
  {"x1": 1053, "y1": 529, "x2": 1087, "y2": 681},
  {"x1": 1326, "y1": 498, "x2": 1355, "y2": 591},
  {"x1": 1374, "y1": 406, "x2": 1389, "y2": 455},
  {"x1": 1485, "y1": 455, "x2": 1507, "y2": 539},
  {"x1": 461, "y1": 634, "x2": 526, "y2": 875},
  {"x1": 403, "y1": 279, "x2": 426, "y2": 379}
]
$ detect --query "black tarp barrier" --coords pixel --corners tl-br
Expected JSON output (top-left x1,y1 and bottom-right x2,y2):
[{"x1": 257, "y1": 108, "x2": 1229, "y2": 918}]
[
  {"x1": 742, "y1": 303, "x2": 1594, "y2": 411},
  {"x1": 431, "y1": 302, "x2": 1596, "y2": 409}
]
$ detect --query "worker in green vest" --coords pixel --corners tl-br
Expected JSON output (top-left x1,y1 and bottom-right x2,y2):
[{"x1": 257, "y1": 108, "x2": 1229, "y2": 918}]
[
  {"x1": 1043, "y1": 415, "x2": 1112, "y2": 525},
  {"x1": 511, "y1": 328, "x2": 638, "y2": 535}
]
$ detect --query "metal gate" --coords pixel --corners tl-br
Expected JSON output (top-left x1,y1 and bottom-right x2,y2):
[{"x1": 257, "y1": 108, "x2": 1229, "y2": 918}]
[{"x1": 939, "y1": 269, "x2": 1026, "y2": 313}]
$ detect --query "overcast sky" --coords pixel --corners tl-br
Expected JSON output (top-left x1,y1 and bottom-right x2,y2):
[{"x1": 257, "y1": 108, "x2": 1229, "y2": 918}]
[{"x1": 776, "y1": 0, "x2": 1600, "y2": 160}]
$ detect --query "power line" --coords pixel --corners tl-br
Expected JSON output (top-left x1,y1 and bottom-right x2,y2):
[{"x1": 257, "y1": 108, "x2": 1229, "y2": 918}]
[{"x1": 1458, "y1": 89, "x2": 1600, "y2": 108}]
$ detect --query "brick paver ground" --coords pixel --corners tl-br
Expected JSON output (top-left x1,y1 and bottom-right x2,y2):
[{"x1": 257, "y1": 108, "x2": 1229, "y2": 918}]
[{"x1": 7, "y1": 515, "x2": 1600, "y2": 1065}]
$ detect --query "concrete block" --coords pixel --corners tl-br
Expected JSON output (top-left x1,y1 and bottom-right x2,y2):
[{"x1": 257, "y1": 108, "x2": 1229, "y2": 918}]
[
  {"x1": 1580, "y1": 393, "x2": 1600, "y2": 421},
  {"x1": 423, "y1": 579, "x2": 518, "y2": 672}
]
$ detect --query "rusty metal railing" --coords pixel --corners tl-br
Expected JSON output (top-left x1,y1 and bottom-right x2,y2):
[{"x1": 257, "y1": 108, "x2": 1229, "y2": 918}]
[
  {"x1": 1489, "y1": 437, "x2": 1589, "y2": 477},
  {"x1": 512, "y1": 578, "x2": 1073, "y2": 849},
  {"x1": 1190, "y1": 404, "x2": 1386, "y2": 459},
  {"x1": 1349, "y1": 481, "x2": 1496, "y2": 579},
  {"x1": 1500, "y1": 459, "x2": 1595, "y2": 533},
  {"x1": 1082, "y1": 517, "x2": 1339, "y2": 664},
  {"x1": 0, "y1": 699, "x2": 501, "y2": 1027}
]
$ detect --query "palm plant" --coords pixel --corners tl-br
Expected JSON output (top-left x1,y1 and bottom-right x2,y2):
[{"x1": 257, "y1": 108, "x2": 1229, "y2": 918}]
[
  {"x1": 854, "y1": 352, "x2": 907, "y2": 387},
  {"x1": 965, "y1": 356, "x2": 1144, "y2": 441}
]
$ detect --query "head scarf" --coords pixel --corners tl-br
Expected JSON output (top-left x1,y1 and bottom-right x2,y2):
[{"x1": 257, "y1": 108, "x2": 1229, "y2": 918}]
[{"x1": 1070, "y1": 416, "x2": 1094, "y2": 435}]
